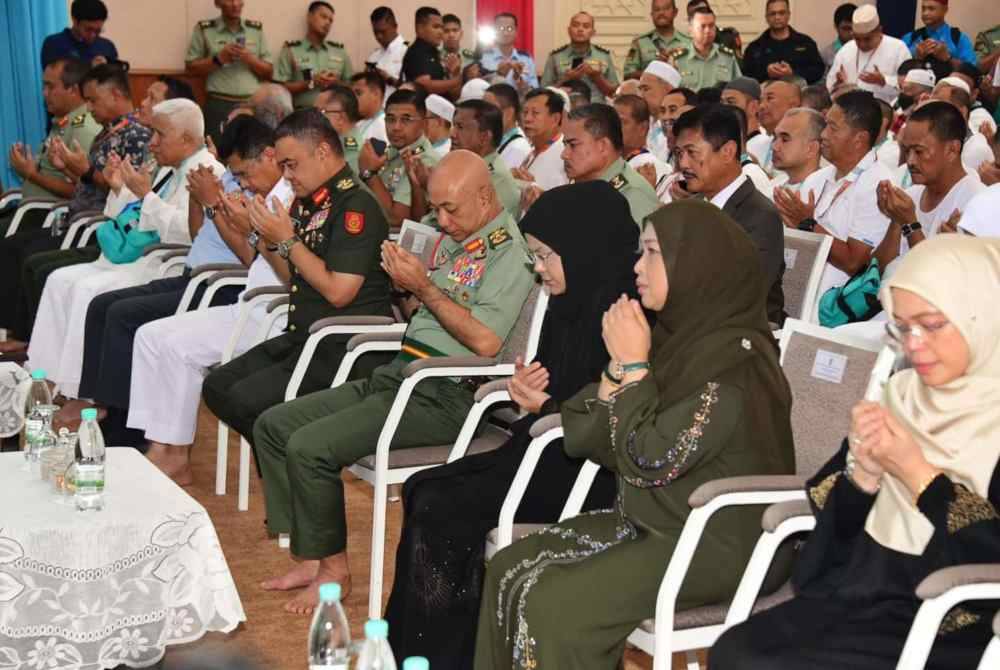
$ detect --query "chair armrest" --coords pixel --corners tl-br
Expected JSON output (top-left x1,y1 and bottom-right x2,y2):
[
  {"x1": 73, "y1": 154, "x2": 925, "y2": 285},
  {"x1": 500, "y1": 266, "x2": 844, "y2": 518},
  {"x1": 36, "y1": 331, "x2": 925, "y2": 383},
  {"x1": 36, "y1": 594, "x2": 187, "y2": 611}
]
[
  {"x1": 156, "y1": 249, "x2": 190, "y2": 262},
  {"x1": 762, "y1": 499, "x2": 814, "y2": 532},
  {"x1": 267, "y1": 295, "x2": 289, "y2": 313},
  {"x1": 916, "y1": 565, "x2": 1000, "y2": 600},
  {"x1": 402, "y1": 356, "x2": 500, "y2": 377},
  {"x1": 688, "y1": 475, "x2": 806, "y2": 508},
  {"x1": 994, "y1": 610, "x2": 1000, "y2": 637},
  {"x1": 143, "y1": 243, "x2": 192, "y2": 255},
  {"x1": 15, "y1": 197, "x2": 65, "y2": 207},
  {"x1": 242, "y1": 285, "x2": 288, "y2": 301},
  {"x1": 190, "y1": 262, "x2": 246, "y2": 277},
  {"x1": 204, "y1": 269, "x2": 249, "y2": 285},
  {"x1": 346, "y1": 331, "x2": 406, "y2": 351},
  {"x1": 529, "y1": 413, "x2": 563, "y2": 438},
  {"x1": 308, "y1": 315, "x2": 396, "y2": 334},
  {"x1": 475, "y1": 378, "x2": 510, "y2": 402}
]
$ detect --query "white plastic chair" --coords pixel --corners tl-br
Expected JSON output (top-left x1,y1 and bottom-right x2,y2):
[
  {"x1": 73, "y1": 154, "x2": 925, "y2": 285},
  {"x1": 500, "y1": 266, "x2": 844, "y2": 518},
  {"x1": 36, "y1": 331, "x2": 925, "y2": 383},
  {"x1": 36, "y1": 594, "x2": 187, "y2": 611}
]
[
  {"x1": 0, "y1": 188, "x2": 23, "y2": 210},
  {"x1": 5, "y1": 198, "x2": 68, "y2": 237},
  {"x1": 781, "y1": 228, "x2": 833, "y2": 324}
]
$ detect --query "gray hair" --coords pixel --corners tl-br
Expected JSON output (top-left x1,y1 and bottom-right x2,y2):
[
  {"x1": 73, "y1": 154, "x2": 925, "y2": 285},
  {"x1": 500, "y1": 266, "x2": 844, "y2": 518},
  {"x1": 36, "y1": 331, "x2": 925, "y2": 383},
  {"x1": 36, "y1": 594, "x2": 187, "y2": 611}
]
[
  {"x1": 251, "y1": 83, "x2": 294, "y2": 129},
  {"x1": 151, "y1": 98, "x2": 204, "y2": 140},
  {"x1": 784, "y1": 107, "x2": 826, "y2": 141}
]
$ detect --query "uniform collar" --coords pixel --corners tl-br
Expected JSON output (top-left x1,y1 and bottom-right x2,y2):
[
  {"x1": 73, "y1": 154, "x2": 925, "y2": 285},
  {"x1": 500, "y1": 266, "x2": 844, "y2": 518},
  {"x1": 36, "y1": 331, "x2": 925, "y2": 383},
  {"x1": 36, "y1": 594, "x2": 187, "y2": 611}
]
[
  {"x1": 216, "y1": 16, "x2": 246, "y2": 34},
  {"x1": 70, "y1": 103, "x2": 90, "y2": 119},
  {"x1": 569, "y1": 43, "x2": 592, "y2": 56},
  {"x1": 598, "y1": 157, "x2": 628, "y2": 182},
  {"x1": 389, "y1": 134, "x2": 432, "y2": 160},
  {"x1": 301, "y1": 164, "x2": 356, "y2": 214},
  {"x1": 304, "y1": 38, "x2": 329, "y2": 51},
  {"x1": 692, "y1": 43, "x2": 720, "y2": 60}
]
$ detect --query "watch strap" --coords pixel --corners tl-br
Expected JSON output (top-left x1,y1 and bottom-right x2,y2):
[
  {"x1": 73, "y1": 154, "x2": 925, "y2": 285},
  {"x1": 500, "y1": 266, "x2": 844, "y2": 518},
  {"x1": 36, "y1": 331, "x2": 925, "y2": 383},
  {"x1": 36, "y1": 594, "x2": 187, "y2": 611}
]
[
  {"x1": 901, "y1": 221, "x2": 922, "y2": 237},
  {"x1": 798, "y1": 217, "x2": 817, "y2": 232}
]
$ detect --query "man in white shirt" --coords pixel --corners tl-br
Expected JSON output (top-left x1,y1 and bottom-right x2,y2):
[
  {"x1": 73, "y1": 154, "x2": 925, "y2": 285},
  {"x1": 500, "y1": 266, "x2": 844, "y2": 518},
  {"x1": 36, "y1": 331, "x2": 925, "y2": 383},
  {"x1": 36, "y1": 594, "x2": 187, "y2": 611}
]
[
  {"x1": 638, "y1": 61, "x2": 681, "y2": 162},
  {"x1": 28, "y1": 99, "x2": 223, "y2": 399},
  {"x1": 722, "y1": 76, "x2": 764, "y2": 154},
  {"x1": 366, "y1": 6, "x2": 407, "y2": 100},
  {"x1": 513, "y1": 88, "x2": 569, "y2": 209},
  {"x1": 350, "y1": 71, "x2": 387, "y2": 144},
  {"x1": 931, "y1": 77, "x2": 996, "y2": 172},
  {"x1": 957, "y1": 183, "x2": 1000, "y2": 236},
  {"x1": 613, "y1": 93, "x2": 671, "y2": 191},
  {"x1": 827, "y1": 5, "x2": 911, "y2": 103},
  {"x1": 754, "y1": 79, "x2": 803, "y2": 178},
  {"x1": 771, "y1": 108, "x2": 826, "y2": 221},
  {"x1": 873, "y1": 100, "x2": 985, "y2": 275},
  {"x1": 783, "y1": 91, "x2": 895, "y2": 301},
  {"x1": 425, "y1": 94, "x2": 453, "y2": 157},
  {"x1": 484, "y1": 82, "x2": 532, "y2": 169}
]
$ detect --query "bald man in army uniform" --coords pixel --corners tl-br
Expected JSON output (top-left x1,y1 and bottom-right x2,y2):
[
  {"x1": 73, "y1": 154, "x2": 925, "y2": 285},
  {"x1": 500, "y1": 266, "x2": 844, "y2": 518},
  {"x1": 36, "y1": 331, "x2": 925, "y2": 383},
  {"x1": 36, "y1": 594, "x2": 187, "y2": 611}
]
[
  {"x1": 542, "y1": 12, "x2": 620, "y2": 103},
  {"x1": 675, "y1": 6, "x2": 741, "y2": 91},
  {"x1": 624, "y1": 0, "x2": 692, "y2": 80},
  {"x1": 186, "y1": 0, "x2": 273, "y2": 145},
  {"x1": 276, "y1": 1, "x2": 353, "y2": 110}
]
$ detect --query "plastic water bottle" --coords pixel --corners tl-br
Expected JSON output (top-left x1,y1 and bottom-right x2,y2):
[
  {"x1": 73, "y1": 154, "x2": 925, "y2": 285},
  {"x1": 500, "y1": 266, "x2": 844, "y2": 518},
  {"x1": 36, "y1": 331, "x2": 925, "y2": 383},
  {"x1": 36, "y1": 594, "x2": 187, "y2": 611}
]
[
  {"x1": 356, "y1": 619, "x2": 396, "y2": 670},
  {"x1": 307, "y1": 582, "x2": 351, "y2": 669},
  {"x1": 402, "y1": 658, "x2": 429, "y2": 670},
  {"x1": 20, "y1": 369, "x2": 53, "y2": 459},
  {"x1": 75, "y1": 408, "x2": 106, "y2": 511}
]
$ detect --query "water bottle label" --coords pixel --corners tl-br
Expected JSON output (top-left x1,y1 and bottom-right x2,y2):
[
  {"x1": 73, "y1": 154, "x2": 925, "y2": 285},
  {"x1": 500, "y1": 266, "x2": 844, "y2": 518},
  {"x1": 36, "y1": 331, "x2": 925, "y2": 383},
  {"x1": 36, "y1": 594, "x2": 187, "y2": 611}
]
[
  {"x1": 25, "y1": 418, "x2": 44, "y2": 444},
  {"x1": 75, "y1": 464, "x2": 105, "y2": 492}
]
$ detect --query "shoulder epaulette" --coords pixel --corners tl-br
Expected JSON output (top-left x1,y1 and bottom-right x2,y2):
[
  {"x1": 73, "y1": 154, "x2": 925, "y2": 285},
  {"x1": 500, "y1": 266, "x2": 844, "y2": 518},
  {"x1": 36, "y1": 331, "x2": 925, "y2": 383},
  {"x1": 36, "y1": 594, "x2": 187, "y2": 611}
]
[
  {"x1": 461, "y1": 48, "x2": 475, "y2": 58},
  {"x1": 719, "y1": 45, "x2": 736, "y2": 56},
  {"x1": 593, "y1": 43, "x2": 610, "y2": 54},
  {"x1": 285, "y1": 40, "x2": 301, "y2": 47},
  {"x1": 71, "y1": 114, "x2": 86, "y2": 127},
  {"x1": 327, "y1": 40, "x2": 344, "y2": 48},
  {"x1": 641, "y1": 30, "x2": 656, "y2": 40},
  {"x1": 551, "y1": 43, "x2": 569, "y2": 54},
  {"x1": 198, "y1": 19, "x2": 214, "y2": 29},
  {"x1": 245, "y1": 19, "x2": 262, "y2": 29}
]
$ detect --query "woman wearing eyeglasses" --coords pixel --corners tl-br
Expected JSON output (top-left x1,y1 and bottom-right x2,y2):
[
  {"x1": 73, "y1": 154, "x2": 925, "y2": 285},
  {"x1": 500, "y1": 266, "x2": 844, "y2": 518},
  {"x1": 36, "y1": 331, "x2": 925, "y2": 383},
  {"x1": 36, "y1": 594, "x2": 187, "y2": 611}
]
[{"x1": 711, "y1": 235, "x2": 1000, "y2": 669}]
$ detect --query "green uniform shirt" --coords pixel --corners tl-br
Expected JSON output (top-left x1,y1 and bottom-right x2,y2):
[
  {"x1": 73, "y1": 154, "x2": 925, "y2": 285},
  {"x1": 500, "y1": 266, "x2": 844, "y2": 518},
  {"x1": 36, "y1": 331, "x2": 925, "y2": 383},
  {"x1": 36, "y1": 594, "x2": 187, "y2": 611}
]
[
  {"x1": 975, "y1": 24, "x2": 1000, "y2": 60},
  {"x1": 23, "y1": 103, "x2": 101, "y2": 200},
  {"x1": 599, "y1": 157, "x2": 660, "y2": 229},
  {"x1": 379, "y1": 135, "x2": 439, "y2": 207},
  {"x1": 541, "y1": 43, "x2": 620, "y2": 102},
  {"x1": 402, "y1": 209, "x2": 535, "y2": 359},
  {"x1": 623, "y1": 29, "x2": 692, "y2": 77},
  {"x1": 486, "y1": 151, "x2": 521, "y2": 216},
  {"x1": 186, "y1": 16, "x2": 272, "y2": 98},
  {"x1": 276, "y1": 38, "x2": 353, "y2": 109},
  {"x1": 286, "y1": 165, "x2": 393, "y2": 338},
  {"x1": 340, "y1": 125, "x2": 363, "y2": 176},
  {"x1": 440, "y1": 46, "x2": 478, "y2": 71},
  {"x1": 675, "y1": 43, "x2": 741, "y2": 91}
]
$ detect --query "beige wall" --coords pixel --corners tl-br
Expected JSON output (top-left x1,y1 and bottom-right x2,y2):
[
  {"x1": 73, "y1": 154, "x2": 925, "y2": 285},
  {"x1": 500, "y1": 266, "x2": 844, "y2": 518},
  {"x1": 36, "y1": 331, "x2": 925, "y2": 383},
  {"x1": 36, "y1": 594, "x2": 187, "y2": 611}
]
[{"x1": 89, "y1": 0, "x2": 1000, "y2": 74}]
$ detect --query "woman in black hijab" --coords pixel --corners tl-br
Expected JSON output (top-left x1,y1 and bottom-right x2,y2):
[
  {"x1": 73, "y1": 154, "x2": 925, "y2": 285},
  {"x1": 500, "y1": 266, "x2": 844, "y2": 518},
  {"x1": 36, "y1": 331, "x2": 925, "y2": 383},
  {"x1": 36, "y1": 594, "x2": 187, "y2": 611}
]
[{"x1": 385, "y1": 181, "x2": 640, "y2": 666}]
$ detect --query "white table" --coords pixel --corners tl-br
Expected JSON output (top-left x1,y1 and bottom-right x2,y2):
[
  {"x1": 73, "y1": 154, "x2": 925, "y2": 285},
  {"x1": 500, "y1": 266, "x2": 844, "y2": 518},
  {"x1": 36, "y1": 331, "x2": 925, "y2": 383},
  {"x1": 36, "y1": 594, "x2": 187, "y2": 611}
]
[{"x1": 0, "y1": 449, "x2": 245, "y2": 669}]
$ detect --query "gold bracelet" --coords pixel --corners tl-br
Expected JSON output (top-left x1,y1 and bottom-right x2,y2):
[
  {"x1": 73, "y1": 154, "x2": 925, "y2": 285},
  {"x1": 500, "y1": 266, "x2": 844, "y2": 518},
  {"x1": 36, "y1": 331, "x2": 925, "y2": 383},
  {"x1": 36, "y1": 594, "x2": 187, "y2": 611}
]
[{"x1": 912, "y1": 471, "x2": 940, "y2": 506}]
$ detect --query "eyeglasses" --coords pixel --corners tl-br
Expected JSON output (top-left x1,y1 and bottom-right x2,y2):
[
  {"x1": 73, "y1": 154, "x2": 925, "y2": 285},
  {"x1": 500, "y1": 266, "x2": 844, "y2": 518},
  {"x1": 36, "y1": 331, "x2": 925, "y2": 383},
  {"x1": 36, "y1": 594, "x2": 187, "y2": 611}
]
[
  {"x1": 495, "y1": 25, "x2": 516, "y2": 33},
  {"x1": 885, "y1": 319, "x2": 952, "y2": 346},
  {"x1": 526, "y1": 249, "x2": 556, "y2": 265}
]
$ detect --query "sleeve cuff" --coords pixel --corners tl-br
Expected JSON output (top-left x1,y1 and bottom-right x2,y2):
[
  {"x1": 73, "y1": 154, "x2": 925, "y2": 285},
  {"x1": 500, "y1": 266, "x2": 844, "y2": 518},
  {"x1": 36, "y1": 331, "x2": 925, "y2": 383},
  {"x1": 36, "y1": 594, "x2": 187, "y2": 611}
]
[{"x1": 916, "y1": 473, "x2": 954, "y2": 520}]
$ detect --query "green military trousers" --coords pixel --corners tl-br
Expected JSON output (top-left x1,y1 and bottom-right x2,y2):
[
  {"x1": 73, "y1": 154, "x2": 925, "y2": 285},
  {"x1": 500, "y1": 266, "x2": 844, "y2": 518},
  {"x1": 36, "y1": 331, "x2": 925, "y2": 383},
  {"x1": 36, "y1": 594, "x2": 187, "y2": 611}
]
[
  {"x1": 253, "y1": 357, "x2": 475, "y2": 559},
  {"x1": 203, "y1": 96, "x2": 242, "y2": 146}
]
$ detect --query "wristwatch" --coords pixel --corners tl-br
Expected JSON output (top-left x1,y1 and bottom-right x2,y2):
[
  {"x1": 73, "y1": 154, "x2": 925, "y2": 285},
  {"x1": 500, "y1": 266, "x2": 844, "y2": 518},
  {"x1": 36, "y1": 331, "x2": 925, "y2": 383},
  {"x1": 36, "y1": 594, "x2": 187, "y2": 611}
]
[
  {"x1": 797, "y1": 217, "x2": 818, "y2": 232},
  {"x1": 276, "y1": 235, "x2": 301, "y2": 259},
  {"x1": 246, "y1": 230, "x2": 260, "y2": 249},
  {"x1": 359, "y1": 168, "x2": 376, "y2": 182},
  {"x1": 604, "y1": 360, "x2": 650, "y2": 384},
  {"x1": 900, "y1": 221, "x2": 922, "y2": 238},
  {"x1": 204, "y1": 205, "x2": 217, "y2": 220},
  {"x1": 212, "y1": 55, "x2": 223, "y2": 68}
]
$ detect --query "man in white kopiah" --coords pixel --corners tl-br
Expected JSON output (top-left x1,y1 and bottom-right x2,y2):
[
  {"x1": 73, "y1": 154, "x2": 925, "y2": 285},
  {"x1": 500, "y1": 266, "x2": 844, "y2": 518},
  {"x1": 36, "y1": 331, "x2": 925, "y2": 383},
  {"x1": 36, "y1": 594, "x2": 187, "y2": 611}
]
[
  {"x1": 27, "y1": 99, "x2": 223, "y2": 399},
  {"x1": 827, "y1": 5, "x2": 912, "y2": 103},
  {"x1": 638, "y1": 60, "x2": 681, "y2": 163}
]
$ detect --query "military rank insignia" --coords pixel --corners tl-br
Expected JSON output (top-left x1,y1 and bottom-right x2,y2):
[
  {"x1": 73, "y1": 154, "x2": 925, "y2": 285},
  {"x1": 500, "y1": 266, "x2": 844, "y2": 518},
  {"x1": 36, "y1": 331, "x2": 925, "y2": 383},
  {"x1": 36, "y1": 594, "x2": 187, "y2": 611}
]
[
  {"x1": 344, "y1": 211, "x2": 365, "y2": 235},
  {"x1": 343, "y1": 136, "x2": 358, "y2": 149},
  {"x1": 337, "y1": 178, "x2": 355, "y2": 191},
  {"x1": 464, "y1": 237, "x2": 487, "y2": 260},
  {"x1": 311, "y1": 186, "x2": 330, "y2": 206},
  {"x1": 609, "y1": 174, "x2": 626, "y2": 191},
  {"x1": 487, "y1": 227, "x2": 511, "y2": 249}
]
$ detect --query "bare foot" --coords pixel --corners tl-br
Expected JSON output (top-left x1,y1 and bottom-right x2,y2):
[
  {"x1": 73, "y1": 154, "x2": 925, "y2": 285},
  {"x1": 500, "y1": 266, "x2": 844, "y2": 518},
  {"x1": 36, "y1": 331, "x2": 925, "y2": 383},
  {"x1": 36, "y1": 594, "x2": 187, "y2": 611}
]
[
  {"x1": 284, "y1": 564, "x2": 352, "y2": 615},
  {"x1": 146, "y1": 443, "x2": 194, "y2": 486},
  {"x1": 261, "y1": 560, "x2": 320, "y2": 592}
]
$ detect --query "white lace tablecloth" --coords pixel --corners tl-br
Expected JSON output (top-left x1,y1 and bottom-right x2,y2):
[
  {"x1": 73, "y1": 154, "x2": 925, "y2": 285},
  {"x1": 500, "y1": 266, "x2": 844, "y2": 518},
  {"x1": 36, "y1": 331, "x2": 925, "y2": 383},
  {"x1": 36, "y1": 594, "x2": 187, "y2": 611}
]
[{"x1": 0, "y1": 449, "x2": 245, "y2": 669}]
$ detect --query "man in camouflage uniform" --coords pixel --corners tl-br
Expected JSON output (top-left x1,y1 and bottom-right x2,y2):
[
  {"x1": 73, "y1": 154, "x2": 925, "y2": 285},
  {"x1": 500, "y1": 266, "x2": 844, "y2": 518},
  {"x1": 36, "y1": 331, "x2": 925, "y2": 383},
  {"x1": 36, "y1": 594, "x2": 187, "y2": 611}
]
[
  {"x1": 542, "y1": 12, "x2": 620, "y2": 103},
  {"x1": 675, "y1": 5, "x2": 742, "y2": 91},
  {"x1": 185, "y1": 0, "x2": 273, "y2": 144},
  {"x1": 624, "y1": 0, "x2": 692, "y2": 80},
  {"x1": 252, "y1": 150, "x2": 536, "y2": 613},
  {"x1": 275, "y1": 1, "x2": 353, "y2": 110}
]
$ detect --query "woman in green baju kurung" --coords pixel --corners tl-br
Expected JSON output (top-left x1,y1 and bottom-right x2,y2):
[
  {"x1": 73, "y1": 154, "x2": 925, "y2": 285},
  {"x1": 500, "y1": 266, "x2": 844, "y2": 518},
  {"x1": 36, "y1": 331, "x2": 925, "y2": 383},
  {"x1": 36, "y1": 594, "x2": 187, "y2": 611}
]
[{"x1": 474, "y1": 200, "x2": 796, "y2": 669}]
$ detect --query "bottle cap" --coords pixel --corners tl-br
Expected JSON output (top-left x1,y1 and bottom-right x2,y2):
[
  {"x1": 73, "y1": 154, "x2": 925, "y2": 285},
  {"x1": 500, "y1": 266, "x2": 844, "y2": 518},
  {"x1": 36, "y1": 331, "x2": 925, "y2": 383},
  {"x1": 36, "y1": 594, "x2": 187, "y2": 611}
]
[
  {"x1": 364, "y1": 619, "x2": 389, "y2": 639},
  {"x1": 317, "y1": 582, "x2": 341, "y2": 602},
  {"x1": 80, "y1": 408, "x2": 98, "y2": 421},
  {"x1": 403, "y1": 658, "x2": 430, "y2": 670},
  {"x1": 30, "y1": 369, "x2": 47, "y2": 380}
]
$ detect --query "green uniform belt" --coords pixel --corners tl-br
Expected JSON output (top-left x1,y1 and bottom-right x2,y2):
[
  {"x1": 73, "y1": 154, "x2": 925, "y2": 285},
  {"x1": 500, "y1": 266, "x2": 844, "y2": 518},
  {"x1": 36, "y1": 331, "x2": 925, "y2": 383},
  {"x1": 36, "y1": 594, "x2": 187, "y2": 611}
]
[{"x1": 398, "y1": 337, "x2": 449, "y2": 362}]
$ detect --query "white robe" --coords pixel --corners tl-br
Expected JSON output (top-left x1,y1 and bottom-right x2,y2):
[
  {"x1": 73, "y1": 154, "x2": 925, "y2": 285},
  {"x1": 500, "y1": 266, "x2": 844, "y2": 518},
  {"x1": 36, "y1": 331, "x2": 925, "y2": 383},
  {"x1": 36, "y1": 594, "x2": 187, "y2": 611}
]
[
  {"x1": 26, "y1": 146, "x2": 224, "y2": 399},
  {"x1": 826, "y1": 36, "x2": 912, "y2": 102}
]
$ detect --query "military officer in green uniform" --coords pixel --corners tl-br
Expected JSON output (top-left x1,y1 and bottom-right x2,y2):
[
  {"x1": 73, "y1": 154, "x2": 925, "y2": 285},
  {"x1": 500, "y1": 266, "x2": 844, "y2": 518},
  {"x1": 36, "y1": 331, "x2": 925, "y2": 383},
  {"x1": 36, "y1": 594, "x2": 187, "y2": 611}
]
[
  {"x1": 675, "y1": 6, "x2": 741, "y2": 91},
  {"x1": 202, "y1": 108, "x2": 393, "y2": 455},
  {"x1": 975, "y1": 24, "x2": 1000, "y2": 79},
  {"x1": 313, "y1": 84, "x2": 364, "y2": 175},
  {"x1": 357, "y1": 89, "x2": 440, "y2": 227},
  {"x1": 624, "y1": 0, "x2": 692, "y2": 79},
  {"x1": 541, "y1": 12, "x2": 620, "y2": 103},
  {"x1": 251, "y1": 150, "x2": 537, "y2": 613},
  {"x1": 185, "y1": 0, "x2": 273, "y2": 145},
  {"x1": 441, "y1": 13, "x2": 478, "y2": 73},
  {"x1": 275, "y1": 2, "x2": 353, "y2": 110}
]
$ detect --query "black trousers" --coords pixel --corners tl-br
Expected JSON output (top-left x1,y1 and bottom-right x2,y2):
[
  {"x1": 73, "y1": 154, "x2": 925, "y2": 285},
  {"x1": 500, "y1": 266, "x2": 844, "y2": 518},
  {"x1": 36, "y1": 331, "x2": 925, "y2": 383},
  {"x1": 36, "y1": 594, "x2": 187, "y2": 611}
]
[
  {"x1": 78, "y1": 273, "x2": 240, "y2": 409},
  {"x1": 0, "y1": 219, "x2": 72, "y2": 339}
]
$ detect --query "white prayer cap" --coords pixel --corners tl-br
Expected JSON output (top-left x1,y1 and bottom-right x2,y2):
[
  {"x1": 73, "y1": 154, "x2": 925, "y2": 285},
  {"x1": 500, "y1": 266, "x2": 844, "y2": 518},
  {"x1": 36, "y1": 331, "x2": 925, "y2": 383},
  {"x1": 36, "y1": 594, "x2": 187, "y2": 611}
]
[
  {"x1": 852, "y1": 5, "x2": 880, "y2": 35},
  {"x1": 904, "y1": 69, "x2": 936, "y2": 89},
  {"x1": 642, "y1": 61, "x2": 682, "y2": 88},
  {"x1": 459, "y1": 78, "x2": 490, "y2": 102},
  {"x1": 938, "y1": 76, "x2": 971, "y2": 95},
  {"x1": 425, "y1": 94, "x2": 455, "y2": 123},
  {"x1": 546, "y1": 86, "x2": 572, "y2": 110}
]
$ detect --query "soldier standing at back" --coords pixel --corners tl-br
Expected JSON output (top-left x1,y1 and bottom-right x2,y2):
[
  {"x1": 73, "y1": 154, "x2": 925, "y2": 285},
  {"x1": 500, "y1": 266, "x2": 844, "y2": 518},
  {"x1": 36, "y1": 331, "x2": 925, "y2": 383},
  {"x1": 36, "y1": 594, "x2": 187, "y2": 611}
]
[
  {"x1": 276, "y1": 2, "x2": 353, "y2": 110},
  {"x1": 624, "y1": 0, "x2": 691, "y2": 80},
  {"x1": 185, "y1": 0, "x2": 273, "y2": 145},
  {"x1": 674, "y1": 5, "x2": 741, "y2": 91},
  {"x1": 541, "y1": 12, "x2": 619, "y2": 103},
  {"x1": 441, "y1": 15, "x2": 478, "y2": 73}
]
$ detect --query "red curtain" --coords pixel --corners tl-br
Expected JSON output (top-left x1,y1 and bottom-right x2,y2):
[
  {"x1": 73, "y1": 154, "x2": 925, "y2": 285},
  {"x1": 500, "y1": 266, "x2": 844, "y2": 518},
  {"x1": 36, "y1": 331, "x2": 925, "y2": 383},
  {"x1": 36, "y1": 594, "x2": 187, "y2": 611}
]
[{"x1": 476, "y1": 0, "x2": 534, "y2": 55}]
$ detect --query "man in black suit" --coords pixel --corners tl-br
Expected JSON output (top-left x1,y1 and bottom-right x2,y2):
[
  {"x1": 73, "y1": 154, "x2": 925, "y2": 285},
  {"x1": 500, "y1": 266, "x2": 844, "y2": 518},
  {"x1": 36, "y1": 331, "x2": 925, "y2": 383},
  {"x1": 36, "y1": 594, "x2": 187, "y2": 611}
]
[{"x1": 673, "y1": 104, "x2": 785, "y2": 324}]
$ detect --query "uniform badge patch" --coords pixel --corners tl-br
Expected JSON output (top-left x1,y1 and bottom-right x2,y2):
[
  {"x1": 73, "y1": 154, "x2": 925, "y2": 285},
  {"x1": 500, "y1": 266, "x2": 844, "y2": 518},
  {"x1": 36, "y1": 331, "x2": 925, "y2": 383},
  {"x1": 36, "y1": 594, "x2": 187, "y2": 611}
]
[
  {"x1": 609, "y1": 174, "x2": 627, "y2": 191},
  {"x1": 71, "y1": 114, "x2": 86, "y2": 127},
  {"x1": 337, "y1": 178, "x2": 355, "y2": 191},
  {"x1": 344, "y1": 211, "x2": 365, "y2": 235},
  {"x1": 343, "y1": 136, "x2": 358, "y2": 149},
  {"x1": 448, "y1": 256, "x2": 485, "y2": 288},
  {"x1": 306, "y1": 210, "x2": 329, "y2": 231},
  {"x1": 464, "y1": 237, "x2": 484, "y2": 255},
  {"x1": 487, "y1": 227, "x2": 511, "y2": 249}
]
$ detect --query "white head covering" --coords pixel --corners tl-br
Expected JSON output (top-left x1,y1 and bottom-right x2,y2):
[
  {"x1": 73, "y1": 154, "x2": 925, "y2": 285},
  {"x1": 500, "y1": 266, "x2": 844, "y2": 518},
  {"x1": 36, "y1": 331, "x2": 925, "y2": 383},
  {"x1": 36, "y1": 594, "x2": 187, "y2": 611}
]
[
  {"x1": 459, "y1": 78, "x2": 490, "y2": 103},
  {"x1": 643, "y1": 61, "x2": 682, "y2": 88},
  {"x1": 938, "y1": 76, "x2": 972, "y2": 96},
  {"x1": 425, "y1": 94, "x2": 455, "y2": 123},
  {"x1": 904, "y1": 69, "x2": 936, "y2": 89},
  {"x1": 853, "y1": 5, "x2": 880, "y2": 35},
  {"x1": 866, "y1": 235, "x2": 1000, "y2": 555},
  {"x1": 546, "y1": 86, "x2": 572, "y2": 110}
]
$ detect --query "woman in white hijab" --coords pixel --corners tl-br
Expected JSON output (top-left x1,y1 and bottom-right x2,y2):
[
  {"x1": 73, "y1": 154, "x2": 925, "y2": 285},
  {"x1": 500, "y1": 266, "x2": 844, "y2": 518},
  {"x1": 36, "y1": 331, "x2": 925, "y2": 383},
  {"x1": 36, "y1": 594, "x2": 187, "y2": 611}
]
[{"x1": 710, "y1": 234, "x2": 1000, "y2": 670}]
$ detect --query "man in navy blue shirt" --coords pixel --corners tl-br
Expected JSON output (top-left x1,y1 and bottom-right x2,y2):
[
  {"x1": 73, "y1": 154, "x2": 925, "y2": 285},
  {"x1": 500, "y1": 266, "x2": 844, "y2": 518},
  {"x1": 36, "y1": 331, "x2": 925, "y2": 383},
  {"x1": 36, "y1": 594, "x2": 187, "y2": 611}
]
[{"x1": 41, "y1": 0, "x2": 119, "y2": 68}]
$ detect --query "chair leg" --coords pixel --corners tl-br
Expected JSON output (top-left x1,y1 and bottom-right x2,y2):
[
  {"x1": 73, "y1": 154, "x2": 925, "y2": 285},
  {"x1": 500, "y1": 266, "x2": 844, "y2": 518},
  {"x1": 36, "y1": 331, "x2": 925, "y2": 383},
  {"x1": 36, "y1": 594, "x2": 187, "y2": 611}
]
[
  {"x1": 238, "y1": 437, "x2": 251, "y2": 511},
  {"x1": 368, "y1": 479, "x2": 388, "y2": 620},
  {"x1": 215, "y1": 421, "x2": 228, "y2": 496},
  {"x1": 685, "y1": 650, "x2": 701, "y2": 670}
]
